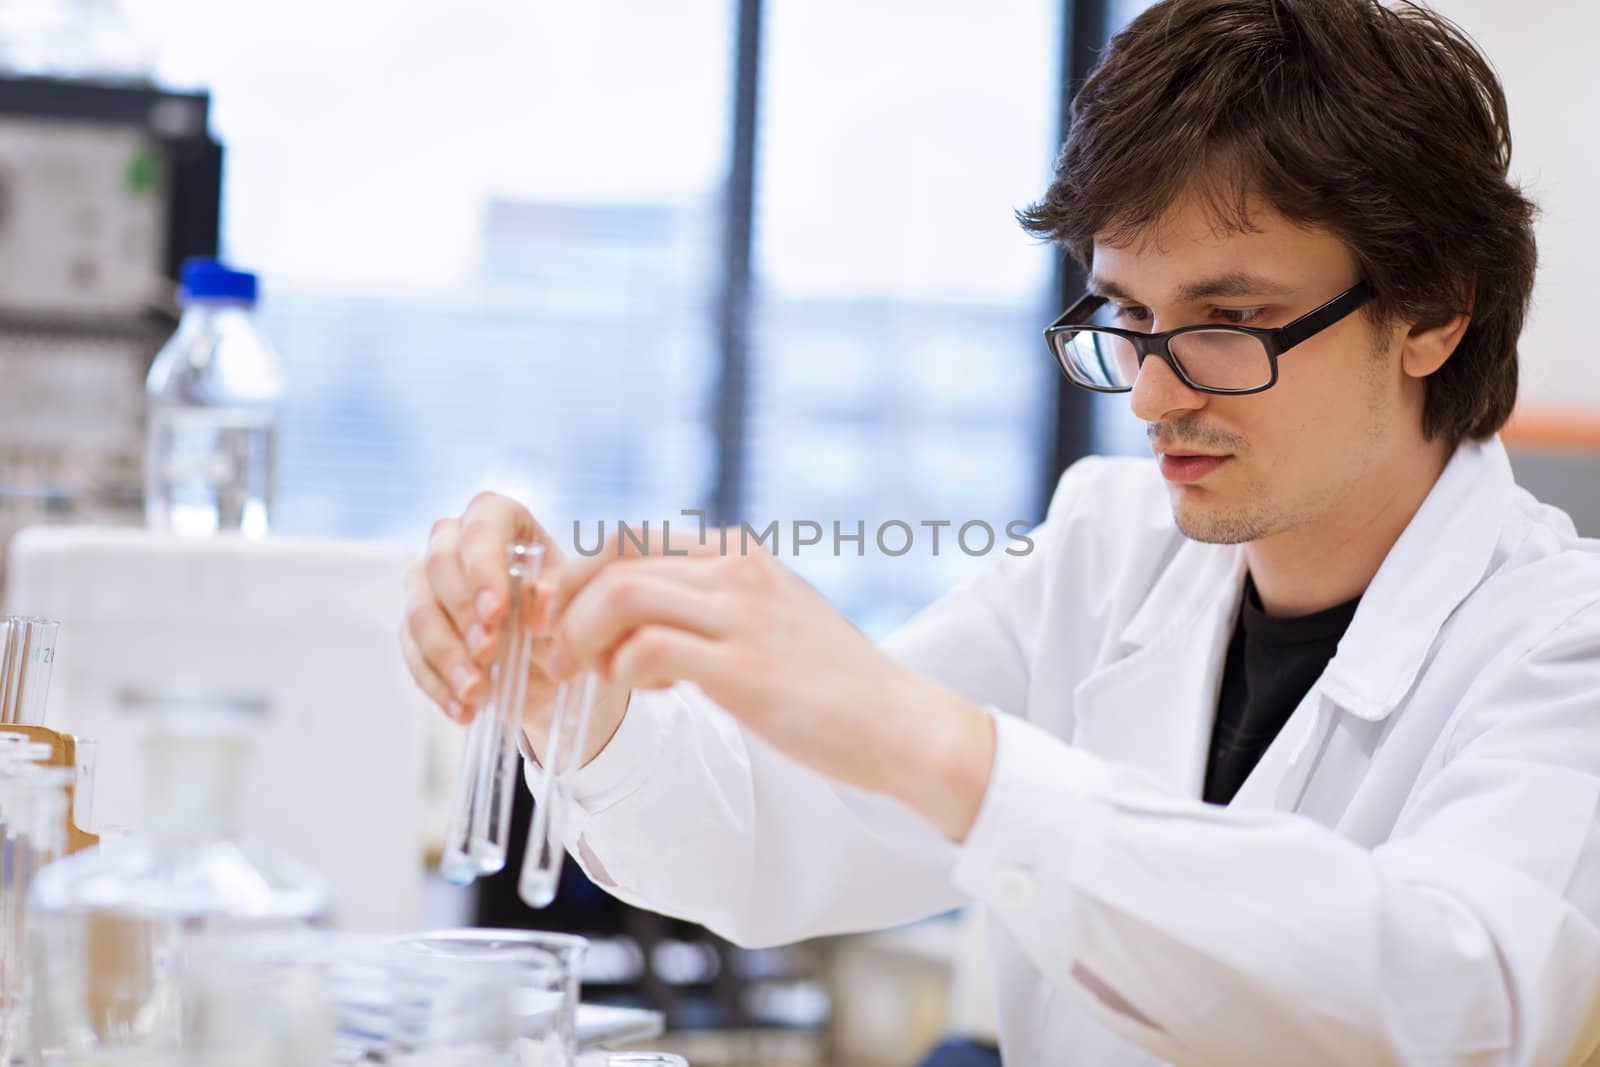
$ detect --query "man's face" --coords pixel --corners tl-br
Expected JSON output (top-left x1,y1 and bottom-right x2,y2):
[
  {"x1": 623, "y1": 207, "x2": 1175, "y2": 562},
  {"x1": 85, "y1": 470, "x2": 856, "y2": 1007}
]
[{"x1": 1091, "y1": 192, "x2": 1418, "y2": 546}]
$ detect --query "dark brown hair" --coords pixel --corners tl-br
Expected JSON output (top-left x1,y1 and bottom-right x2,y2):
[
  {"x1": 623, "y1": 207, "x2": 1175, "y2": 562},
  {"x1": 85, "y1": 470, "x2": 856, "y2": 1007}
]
[{"x1": 1020, "y1": 0, "x2": 1537, "y2": 441}]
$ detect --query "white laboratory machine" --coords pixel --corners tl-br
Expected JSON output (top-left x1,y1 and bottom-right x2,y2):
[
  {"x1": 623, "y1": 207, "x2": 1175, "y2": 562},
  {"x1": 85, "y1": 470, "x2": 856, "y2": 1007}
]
[{"x1": 3, "y1": 526, "x2": 428, "y2": 930}]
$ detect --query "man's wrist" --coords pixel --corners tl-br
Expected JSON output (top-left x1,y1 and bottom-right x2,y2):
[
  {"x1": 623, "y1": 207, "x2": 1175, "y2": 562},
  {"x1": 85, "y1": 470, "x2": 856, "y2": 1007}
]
[
  {"x1": 519, "y1": 684, "x2": 632, "y2": 770},
  {"x1": 581, "y1": 684, "x2": 632, "y2": 767},
  {"x1": 885, "y1": 672, "x2": 997, "y2": 843}
]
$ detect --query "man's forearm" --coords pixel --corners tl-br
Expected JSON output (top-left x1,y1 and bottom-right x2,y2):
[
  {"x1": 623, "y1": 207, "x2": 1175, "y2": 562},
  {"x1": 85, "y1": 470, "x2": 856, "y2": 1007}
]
[{"x1": 879, "y1": 672, "x2": 997, "y2": 842}]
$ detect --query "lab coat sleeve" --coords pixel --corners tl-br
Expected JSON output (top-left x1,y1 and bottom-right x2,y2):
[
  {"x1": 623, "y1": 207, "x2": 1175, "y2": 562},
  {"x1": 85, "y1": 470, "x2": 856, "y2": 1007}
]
[
  {"x1": 539, "y1": 460, "x2": 1108, "y2": 947},
  {"x1": 953, "y1": 604, "x2": 1600, "y2": 1067},
  {"x1": 549, "y1": 682, "x2": 963, "y2": 946}
]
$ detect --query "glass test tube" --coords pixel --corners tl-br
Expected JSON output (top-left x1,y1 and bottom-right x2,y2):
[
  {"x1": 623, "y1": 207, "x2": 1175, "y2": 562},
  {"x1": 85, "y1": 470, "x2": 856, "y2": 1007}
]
[
  {"x1": 518, "y1": 670, "x2": 598, "y2": 909},
  {"x1": 0, "y1": 618, "x2": 16, "y2": 724},
  {"x1": 0, "y1": 617, "x2": 59, "y2": 727},
  {"x1": 441, "y1": 542, "x2": 544, "y2": 885}
]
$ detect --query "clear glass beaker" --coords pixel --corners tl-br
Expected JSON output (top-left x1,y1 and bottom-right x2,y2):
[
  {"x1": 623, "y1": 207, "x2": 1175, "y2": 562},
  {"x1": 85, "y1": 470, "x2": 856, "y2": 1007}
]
[
  {"x1": 174, "y1": 926, "x2": 577, "y2": 1066},
  {"x1": 387, "y1": 936, "x2": 567, "y2": 1067},
  {"x1": 401, "y1": 928, "x2": 588, "y2": 1061}
]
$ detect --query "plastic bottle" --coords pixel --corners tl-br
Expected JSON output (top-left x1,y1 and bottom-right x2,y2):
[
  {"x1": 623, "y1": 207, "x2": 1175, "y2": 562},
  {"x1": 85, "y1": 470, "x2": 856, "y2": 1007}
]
[
  {"x1": 25, "y1": 693, "x2": 330, "y2": 1064},
  {"x1": 144, "y1": 258, "x2": 284, "y2": 537}
]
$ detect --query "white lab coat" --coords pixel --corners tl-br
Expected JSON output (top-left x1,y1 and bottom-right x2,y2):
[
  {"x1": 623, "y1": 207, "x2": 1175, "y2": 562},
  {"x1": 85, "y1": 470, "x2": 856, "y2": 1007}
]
[{"x1": 544, "y1": 435, "x2": 1600, "y2": 1066}]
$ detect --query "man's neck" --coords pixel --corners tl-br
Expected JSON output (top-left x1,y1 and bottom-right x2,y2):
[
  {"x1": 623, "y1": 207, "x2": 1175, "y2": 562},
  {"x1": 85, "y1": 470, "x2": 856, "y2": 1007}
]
[{"x1": 1245, "y1": 437, "x2": 1456, "y2": 618}]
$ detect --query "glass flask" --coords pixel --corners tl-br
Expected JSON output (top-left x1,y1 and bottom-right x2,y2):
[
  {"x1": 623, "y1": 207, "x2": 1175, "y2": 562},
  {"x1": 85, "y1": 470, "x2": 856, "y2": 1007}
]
[
  {"x1": 26, "y1": 693, "x2": 331, "y2": 1065},
  {"x1": 0, "y1": 754, "x2": 69, "y2": 1064}
]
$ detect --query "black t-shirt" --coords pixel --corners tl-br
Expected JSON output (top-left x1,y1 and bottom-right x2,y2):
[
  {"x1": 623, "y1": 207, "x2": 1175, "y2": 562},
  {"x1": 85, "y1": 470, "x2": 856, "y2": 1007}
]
[{"x1": 1202, "y1": 574, "x2": 1362, "y2": 806}]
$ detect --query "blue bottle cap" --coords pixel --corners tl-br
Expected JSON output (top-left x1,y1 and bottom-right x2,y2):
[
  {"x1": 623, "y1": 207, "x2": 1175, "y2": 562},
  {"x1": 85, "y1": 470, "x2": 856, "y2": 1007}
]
[{"x1": 179, "y1": 257, "x2": 258, "y2": 304}]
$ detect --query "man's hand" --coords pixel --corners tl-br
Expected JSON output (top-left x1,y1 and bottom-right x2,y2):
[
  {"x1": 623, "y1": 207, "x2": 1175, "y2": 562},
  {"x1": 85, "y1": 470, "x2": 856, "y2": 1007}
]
[
  {"x1": 541, "y1": 534, "x2": 997, "y2": 841},
  {"x1": 399, "y1": 492, "x2": 630, "y2": 765}
]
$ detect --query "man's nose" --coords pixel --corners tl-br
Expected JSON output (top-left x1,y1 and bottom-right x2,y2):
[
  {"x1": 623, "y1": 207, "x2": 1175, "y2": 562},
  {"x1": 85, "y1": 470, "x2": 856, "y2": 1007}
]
[{"x1": 1128, "y1": 350, "x2": 1207, "y2": 424}]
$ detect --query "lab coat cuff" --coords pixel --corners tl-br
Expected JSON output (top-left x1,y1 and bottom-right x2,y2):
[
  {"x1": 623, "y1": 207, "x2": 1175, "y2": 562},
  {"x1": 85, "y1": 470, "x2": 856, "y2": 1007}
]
[
  {"x1": 951, "y1": 708, "x2": 1112, "y2": 907},
  {"x1": 518, "y1": 686, "x2": 667, "y2": 816},
  {"x1": 562, "y1": 686, "x2": 674, "y2": 813}
]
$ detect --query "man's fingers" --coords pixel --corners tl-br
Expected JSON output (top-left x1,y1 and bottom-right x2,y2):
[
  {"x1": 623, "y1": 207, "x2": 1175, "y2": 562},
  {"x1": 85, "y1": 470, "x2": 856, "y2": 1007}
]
[
  {"x1": 541, "y1": 533, "x2": 624, "y2": 626},
  {"x1": 606, "y1": 624, "x2": 727, "y2": 693},
  {"x1": 399, "y1": 621, "x2": 469, "y2": 723},
  {"x1": 543, "y1": 534, "x2": 732, "y2": 632},
  {"x1": 423, "y1": 518, "x2": 484, "y2": 661},
  {"x1": 404, "y1": 578, "x2": 487, "y2": 707},
  {"x1": 458, "y1": 492, "x2": 556, "y2": 629},
  {"x1": 550, "y1": 569, "x2": 735, "y2": 679}
]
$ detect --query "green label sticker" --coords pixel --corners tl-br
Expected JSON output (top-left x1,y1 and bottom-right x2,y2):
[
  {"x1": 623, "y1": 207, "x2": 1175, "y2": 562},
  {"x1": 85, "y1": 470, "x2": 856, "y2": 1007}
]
[{"x1": 126, "y1": 146, "x2": 163, "y2": 195}]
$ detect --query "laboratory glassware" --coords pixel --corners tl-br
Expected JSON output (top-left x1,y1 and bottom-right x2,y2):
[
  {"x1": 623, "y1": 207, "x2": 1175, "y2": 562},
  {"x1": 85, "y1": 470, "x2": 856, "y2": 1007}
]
[
  {"x1": 0, "y1": 756, "x2": 70, "y2": 1064},
  {"x1": 437, "y1": 541, "x2": 599, "y2": 907},
  {"x1": 27, "y1": 693, "x2": 330, "y2": 1065},
  {"x1": 520, "y1": 671, "x2": 598, "y2": 908},
  {"x1": 294, "y1": 927, "x2": 569, "y2": 1062},
  {"x1": 0, "y1": 616, "x2": 58, "y2": 726},
  {"x1": 441, "y1": 541, "x2": 544, "y2": 884},
  {"x1": 195, "y1": 927, "x2": 564, "y2": 1066},
  {"x1": 388, "y1": 935, "x2": 567, "y2": 1067},
  {"x1": 0, "y1": 618, "x2": 11, "y2": 722},
  {"x1": 69, "y1": 737, "x2": 97, "y2": 837},
  {"x1": 402, "y1": 928, "x2": 588, "y2": 1061}
]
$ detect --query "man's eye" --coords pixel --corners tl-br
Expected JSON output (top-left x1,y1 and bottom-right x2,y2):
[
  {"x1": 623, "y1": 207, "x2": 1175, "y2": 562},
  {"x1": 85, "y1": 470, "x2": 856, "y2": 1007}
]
[
  {"x1": 1214, "y1": 306, "x2": 1265, "y2": 326},
  {"x1": 1114, "y1": 305, "x2": 1152, "y2": 326}
]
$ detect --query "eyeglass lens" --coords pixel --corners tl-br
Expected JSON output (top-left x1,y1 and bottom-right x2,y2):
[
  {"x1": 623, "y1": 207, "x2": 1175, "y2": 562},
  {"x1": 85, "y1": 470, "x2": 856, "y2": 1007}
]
[{"x1": 1055, "y1": 328, "x2": 1271, "y2": 391}]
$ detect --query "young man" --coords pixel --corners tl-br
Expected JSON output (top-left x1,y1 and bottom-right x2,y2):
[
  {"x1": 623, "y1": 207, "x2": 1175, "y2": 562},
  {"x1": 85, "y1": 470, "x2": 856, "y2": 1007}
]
[{"x1": 402, "y1": 1, "x2": 1600, "y2": 1062}]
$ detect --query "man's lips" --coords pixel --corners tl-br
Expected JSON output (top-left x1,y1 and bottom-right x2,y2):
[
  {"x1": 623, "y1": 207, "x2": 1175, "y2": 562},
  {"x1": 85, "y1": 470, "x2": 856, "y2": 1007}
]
[{"x1": 1158, "y1": 452, "x2": 1231, "y2": 483}]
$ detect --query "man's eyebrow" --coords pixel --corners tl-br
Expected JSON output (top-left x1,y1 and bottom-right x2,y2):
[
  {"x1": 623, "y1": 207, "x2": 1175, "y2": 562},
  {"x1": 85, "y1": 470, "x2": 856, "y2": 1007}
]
[
  {"x1": 1088, "y1": 272, "x2": 1298, "y2": 304},
  {"x1": 1087, "y1": 276, "x2": 1134, "y2": 302},
  {"x1": 1176, "y1": 272, "x2": 1297, "y2": 302}
]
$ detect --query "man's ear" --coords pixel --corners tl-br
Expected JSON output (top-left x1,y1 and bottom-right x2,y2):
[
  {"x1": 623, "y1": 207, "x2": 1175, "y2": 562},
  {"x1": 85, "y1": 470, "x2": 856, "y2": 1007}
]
[{"x1": 1401, "y1": 282, "x2": 1473, "y2": 380}]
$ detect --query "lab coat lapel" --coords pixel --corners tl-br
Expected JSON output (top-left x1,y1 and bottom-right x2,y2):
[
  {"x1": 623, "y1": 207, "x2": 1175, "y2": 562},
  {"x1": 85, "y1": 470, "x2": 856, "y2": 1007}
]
[
  {"x1": 1226, "y1": 689, "x2": 1330, "y2": 813},
  {"x1": 1231, "y1": 437, "x2": 1517, "y2": 815},
  {"x1": 1069, "y1": 539, "x2": 1247, "y2": 797}
]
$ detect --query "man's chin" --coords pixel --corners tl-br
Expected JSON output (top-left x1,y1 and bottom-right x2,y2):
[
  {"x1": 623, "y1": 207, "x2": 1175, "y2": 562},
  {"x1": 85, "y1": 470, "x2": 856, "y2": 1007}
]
[{"x1": 1172, "y1": 497, "x2": 1268, "y2": 545}]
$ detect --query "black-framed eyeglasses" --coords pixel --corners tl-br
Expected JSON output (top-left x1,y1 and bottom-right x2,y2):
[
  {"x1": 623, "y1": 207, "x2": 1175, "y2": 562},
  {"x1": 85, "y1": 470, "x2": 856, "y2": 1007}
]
[{"x1": 1043, "y1": 281, "x2": 1371, "y2": 395}]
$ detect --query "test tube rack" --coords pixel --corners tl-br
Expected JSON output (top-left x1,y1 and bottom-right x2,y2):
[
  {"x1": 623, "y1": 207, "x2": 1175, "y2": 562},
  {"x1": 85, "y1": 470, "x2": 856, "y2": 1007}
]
[{"x1": 0, "y1": 724, "x2": 98, "y2": 854}]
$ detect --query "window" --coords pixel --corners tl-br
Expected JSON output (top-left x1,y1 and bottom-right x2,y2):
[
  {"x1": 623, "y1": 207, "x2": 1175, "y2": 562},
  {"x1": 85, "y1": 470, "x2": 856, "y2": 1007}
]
[
  {"x1": 745, "y1": 0, "x2": 1062, "y2": 634},
  {"x1": 139, "y1": 0, "x2": 730, "y2": 542},
  {"x1": 137, "y1": 0, "x2": 1066, "y2": 632}
]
